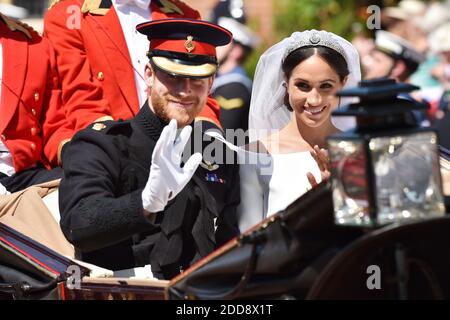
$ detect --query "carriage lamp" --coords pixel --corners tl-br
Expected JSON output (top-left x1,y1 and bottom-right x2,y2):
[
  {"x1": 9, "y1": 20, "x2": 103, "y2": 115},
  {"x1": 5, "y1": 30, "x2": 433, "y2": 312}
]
[{"x1": 327, "y1": 78, "x2": 445, "y2": 227}]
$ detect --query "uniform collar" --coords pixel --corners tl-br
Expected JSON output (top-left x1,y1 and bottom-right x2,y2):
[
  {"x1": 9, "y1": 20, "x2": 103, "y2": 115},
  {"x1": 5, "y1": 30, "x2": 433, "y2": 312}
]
[{"x1": 135, "y1": 101, "x2": 168, "y2": 141}]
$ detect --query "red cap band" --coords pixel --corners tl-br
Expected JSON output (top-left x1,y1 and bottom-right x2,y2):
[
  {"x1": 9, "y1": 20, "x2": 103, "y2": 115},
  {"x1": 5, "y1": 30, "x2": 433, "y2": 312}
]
[{"x1": 150, "y1": 39, "x2": 216, "y2": 56}]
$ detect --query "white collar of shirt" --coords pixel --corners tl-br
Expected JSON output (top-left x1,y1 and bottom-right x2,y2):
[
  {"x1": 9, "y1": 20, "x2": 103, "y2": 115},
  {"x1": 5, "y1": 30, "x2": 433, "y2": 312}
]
[
  {"x1": 113, "y1": 0, "x2": 151, "y2": 10},
  {"x1": 112, "y1": 0, "x2": 152, "y2": 108}
]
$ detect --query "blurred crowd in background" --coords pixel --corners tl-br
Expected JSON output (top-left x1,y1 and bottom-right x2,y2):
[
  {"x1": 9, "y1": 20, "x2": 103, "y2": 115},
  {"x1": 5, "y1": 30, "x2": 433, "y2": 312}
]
[{"x1": 353, "y1": 0, "x2": 450, "y2": 136}]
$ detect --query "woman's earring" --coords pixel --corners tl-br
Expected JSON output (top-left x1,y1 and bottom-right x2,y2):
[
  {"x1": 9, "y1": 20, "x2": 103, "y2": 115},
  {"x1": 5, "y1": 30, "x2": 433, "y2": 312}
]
[{"x1": 282, "y1": 81, "x2": 287, "y2": 88}]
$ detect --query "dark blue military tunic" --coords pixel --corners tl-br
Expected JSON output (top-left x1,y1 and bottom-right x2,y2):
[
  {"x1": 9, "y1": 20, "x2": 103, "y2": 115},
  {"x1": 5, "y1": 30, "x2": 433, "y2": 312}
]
[{"x1": 59, "y1": 103, "x2": 240, "y2": 279}]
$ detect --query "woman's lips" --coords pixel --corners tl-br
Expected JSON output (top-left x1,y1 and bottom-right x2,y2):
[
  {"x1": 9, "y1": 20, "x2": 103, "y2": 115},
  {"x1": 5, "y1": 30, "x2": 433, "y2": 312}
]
[{"x1": 303, "y1": 105, "x2": 327, "y2": 116}]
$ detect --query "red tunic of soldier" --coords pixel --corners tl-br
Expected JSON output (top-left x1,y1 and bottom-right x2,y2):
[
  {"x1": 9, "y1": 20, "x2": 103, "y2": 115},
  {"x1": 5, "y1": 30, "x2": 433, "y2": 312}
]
[{"x1": 0, "y1": 14, "x2": 74, "y2": 172}]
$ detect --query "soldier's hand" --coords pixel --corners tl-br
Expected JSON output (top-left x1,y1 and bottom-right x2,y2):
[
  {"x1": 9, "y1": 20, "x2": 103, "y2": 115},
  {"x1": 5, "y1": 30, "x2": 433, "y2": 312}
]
[{"x1": 142, "y1": 119, "x2": 202, "y2": 214}]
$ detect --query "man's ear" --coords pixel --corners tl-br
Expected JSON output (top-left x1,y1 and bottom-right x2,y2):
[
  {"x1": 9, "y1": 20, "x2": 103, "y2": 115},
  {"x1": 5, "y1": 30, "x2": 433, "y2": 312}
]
[
  {"x1": 144, "y1": 63, "x2": 154, "y2": 88},
  {"x1": 391, "y1": 60, "x2": 406, "y2": 79},
  {"x1": 207, "y1": 75, "x2": 215, "y2": 94}
]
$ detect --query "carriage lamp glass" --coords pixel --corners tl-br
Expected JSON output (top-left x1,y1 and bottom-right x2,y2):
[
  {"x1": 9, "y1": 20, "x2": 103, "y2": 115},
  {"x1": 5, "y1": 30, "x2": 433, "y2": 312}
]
[{"x1": 327, "y1": 79, "x2": 445, "y2": 227}]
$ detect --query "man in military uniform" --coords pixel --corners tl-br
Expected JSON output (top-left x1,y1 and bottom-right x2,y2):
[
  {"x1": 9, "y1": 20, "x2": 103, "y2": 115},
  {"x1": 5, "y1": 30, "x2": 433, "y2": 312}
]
[
  {"x1": 0, "y1": 13, "x2": 75, "y2": 193},
  {"x1": 363, "y1": 30, "x2": 428, "y2": 125},
  {"x1": 59, "y1": 19, "x2": 240, "y2": 279},
  {"x1": 363, "y1": 30, "x2": 425, "y2": 83},
  {"x1": 212, "y1": 17, "x2": 257, "y2": 135},
  {"x1": 44, "y1": 0, "x2": 224, "y2": 133}
]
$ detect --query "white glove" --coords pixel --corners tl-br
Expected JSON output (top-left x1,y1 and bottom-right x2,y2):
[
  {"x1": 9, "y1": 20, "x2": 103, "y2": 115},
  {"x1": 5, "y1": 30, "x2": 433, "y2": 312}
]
[
  {"x1": 142, "y1": 119, "x2": 202, "y2": 213},
  {"x1": 0, "y1": 182, "x2": 10, "y2": 196}
]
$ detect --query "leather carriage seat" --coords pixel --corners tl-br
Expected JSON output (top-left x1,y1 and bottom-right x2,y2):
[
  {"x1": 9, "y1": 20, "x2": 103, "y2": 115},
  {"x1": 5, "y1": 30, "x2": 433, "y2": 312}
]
[{"x1": 0, "y1": 179, "x2": 75, "y2": 258}]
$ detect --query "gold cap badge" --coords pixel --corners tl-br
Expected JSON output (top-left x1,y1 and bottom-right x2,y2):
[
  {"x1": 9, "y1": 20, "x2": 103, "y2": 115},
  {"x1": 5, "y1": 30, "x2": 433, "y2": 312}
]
[{"x1": 184, "y1": 36, "x2": 195, "y2": 53}]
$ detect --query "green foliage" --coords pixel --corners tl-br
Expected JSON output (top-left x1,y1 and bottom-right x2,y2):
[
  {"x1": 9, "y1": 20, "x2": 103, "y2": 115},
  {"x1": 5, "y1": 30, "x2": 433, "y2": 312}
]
[
  {"x1": 273, "y1": 0, "x2": 362, "y2": 40},
  {"x1": 244, "y1": 0, "x2": 405, "y2": 77},
  {"x1": 244, "y1": 42, "x2": 270, "y2": 79}
]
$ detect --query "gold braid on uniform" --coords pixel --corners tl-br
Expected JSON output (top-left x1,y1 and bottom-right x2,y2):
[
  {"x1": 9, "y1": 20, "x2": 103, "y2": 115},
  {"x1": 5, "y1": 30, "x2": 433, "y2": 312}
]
[
  {"x1": 0, "y1": 13, "x2": 35, "y2": 39},
  {"x1": 48, "y1": 0, "x2": 63, "y2": 10},
  {"x1": 49, "y1": 0, "x2": 110, "y2": 15}
]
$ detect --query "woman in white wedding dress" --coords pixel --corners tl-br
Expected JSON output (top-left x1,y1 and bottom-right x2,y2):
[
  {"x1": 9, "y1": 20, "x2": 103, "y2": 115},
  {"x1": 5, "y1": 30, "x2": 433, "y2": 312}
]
[{"x1": 237, "y1": 30, "x2": 361, "y2": 232}]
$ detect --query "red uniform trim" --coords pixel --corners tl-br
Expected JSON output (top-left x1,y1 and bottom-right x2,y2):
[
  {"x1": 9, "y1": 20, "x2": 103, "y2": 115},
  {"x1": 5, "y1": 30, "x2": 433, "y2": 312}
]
[{"x1": 0, "y1": 236, "x2": 60, "y2": 276}]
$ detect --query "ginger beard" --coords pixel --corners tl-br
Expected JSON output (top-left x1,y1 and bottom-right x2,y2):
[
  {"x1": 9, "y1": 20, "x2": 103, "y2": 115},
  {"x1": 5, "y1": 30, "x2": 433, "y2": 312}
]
[{"x1": 150, "y1": 89, "x2": 202, "y2": 127}]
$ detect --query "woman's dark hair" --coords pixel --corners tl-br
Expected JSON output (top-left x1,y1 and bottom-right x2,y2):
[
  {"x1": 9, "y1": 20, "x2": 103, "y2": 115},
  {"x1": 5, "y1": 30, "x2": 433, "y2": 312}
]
[
  {"x1": 282, "y1": 46, "x2": 349, "y2": 111},
  {"x1": 283, "y1": 45, "x2": 349, "y2": 81}
]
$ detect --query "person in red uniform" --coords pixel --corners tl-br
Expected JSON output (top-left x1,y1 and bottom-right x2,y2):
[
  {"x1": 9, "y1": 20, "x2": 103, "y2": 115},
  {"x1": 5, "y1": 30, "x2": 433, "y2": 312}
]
[
  {"x1": 0, "y1": 13, "x2": 75, "y2": 193},
  {"x1": 44, "y1": 0, "x2": 222, "y2": 132}
]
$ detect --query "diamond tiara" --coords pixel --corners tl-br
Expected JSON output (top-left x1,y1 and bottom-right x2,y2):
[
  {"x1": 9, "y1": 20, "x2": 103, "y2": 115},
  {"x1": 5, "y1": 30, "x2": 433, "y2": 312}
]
[{"x1": 284, "y1": 30, "x2": 348, "y2": 62}]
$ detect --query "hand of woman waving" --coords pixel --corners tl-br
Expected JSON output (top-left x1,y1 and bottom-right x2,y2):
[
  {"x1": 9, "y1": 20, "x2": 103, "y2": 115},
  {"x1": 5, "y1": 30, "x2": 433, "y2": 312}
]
[{"x1": 307, "y1": 145, "x2": 331, "y2": 187}]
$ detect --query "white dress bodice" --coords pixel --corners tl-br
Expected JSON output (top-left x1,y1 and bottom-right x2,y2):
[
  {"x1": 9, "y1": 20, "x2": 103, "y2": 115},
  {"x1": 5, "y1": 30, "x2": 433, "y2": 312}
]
[{"x1": 237, "y1": 151, "x2": 321, "y2": 232}]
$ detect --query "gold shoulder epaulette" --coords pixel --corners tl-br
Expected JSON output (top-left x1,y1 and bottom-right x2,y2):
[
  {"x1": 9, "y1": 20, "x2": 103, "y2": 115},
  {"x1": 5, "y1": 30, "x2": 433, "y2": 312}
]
[
  {"x1": 0, "y1": 13, "x2": 33, "y2": 39},
  {"x1": 82, "y1": 0, "x2": 109, "y2": 15},
  {"x1": 48, "y1": 0, "x2": 63, "y2": 10},
  {"x1": 92, "y1": 123, "x2": 107, "y2": 131},
  {"x1": 215, "y1": 96, "x2": 244, "y2": 110},
  {"x1": 49, "y1": 0, "x2": 109, "y2": 16},
  {"x1": 157, "y1": 0, "x2": 184, "y2": 15}
]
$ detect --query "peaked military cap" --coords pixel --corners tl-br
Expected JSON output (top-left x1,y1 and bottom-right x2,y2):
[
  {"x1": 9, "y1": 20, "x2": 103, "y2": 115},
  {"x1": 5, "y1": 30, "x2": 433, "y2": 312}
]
[
  {"x1": 375, "y1": 30, "x2": 425, "y2": 67},
  {"x1": 217, "y1": 17, "x2": 259, "y2": 49},
  {"x1": 137, "y1": 18, "x2": 232, "y2": 78}
]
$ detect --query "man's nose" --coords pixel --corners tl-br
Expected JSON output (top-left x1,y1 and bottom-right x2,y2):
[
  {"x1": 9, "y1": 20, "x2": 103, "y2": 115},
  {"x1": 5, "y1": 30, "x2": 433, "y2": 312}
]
[{"x1": 177, "y1": 78, "x2": 193, "y2": 94}]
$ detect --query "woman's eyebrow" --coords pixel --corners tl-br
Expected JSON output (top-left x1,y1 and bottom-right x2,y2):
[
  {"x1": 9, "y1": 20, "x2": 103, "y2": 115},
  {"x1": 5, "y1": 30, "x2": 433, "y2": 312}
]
[
  {"x1": 293, "y1": 78, "x2": 337, "y2": 83},
  {"x1": 320, "y1": 79, "x2": 336, "y2": 83},
  {"x1": 293, "y1": 78, "x2": 309, "y2": 82}
]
